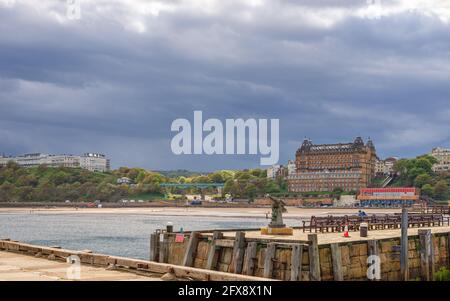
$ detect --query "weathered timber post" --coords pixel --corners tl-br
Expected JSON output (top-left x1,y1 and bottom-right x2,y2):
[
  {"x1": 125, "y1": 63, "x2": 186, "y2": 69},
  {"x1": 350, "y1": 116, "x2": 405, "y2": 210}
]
[
  {"x1": 205, "y1": 231, "x2": 223, "y2": 270},
  {"x1": 263, "y1": 243, "x2": 276, "y2": 278},
  {"x1": 419, "y1": 229, "x2": 432, "y2": 281},
  {"x1": 290, "y1": 244, "x2": 303, "y2": 281},
  {"x1": 368, "y1": 240, "x2": 379, "y2": 256},
  {"x1": 308, "y1": 234, "x2": 321, "y2": 281},
  {"x1": 182, "y1": 231, "x2": 199, "y2": 267},
  {"x1": 149, "y1": 232, "x2": 159, "y2": 261},
  {"x1": 367, "y1": 240, "x2": 380, "y2": 280},
  {"x1": 400, "y1": 208, "x2": 409, "y2": 281},
  {"x1": 430, "y1": 233, "x2": 435, "y2": 278},
  {"x1": 230, "y1": 231, "x2": 246, "y2": 274},
  {"x1": 158, "y1": 233, "x2": 169, "y2": 263},
  {"x1": 243, "y1": 242, "x2": 257, "y2": 276},
  {"x1": 330, "y1": 243, "x2": 343, "y2": 281},
  {"x1": 448, "y1": 233, "x2": 450, "y2": 268}
]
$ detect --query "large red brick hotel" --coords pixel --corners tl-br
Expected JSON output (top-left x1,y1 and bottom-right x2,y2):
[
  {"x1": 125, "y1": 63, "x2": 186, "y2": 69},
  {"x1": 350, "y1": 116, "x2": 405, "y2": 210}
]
[{"x1": 287, "y1": 137, "x2": 377, "y2": 192}]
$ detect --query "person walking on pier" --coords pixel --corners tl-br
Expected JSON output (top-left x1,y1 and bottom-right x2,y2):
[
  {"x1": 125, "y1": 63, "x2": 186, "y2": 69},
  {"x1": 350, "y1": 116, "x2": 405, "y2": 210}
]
[{"x1": 358, "y1": 210, "x2": 367, "y2": 217}]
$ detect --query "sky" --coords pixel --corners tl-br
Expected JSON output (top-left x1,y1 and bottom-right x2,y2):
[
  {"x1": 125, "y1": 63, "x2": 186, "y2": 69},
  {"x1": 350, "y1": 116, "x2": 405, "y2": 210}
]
[{"x1": 1, "y1": 0, "x2": 450, "y2": 171}]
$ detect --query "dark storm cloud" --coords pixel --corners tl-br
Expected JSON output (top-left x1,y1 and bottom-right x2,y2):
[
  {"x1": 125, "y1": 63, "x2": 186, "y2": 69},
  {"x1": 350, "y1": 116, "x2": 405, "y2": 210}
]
[{"x1": 1, "y1": 0, "x2": 450, "y2": 170}]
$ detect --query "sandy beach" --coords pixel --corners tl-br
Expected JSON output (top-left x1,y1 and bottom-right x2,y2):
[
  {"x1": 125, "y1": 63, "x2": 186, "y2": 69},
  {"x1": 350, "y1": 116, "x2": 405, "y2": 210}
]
[{"x1": 0, "y1": 206, "x2": 401, "y2": 219}]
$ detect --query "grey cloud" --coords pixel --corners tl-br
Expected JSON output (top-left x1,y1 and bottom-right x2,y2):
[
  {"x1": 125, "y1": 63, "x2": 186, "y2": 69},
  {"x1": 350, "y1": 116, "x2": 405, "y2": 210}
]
[{"x1": 1, "y1": 0, "x2": 450, "y2": 170}]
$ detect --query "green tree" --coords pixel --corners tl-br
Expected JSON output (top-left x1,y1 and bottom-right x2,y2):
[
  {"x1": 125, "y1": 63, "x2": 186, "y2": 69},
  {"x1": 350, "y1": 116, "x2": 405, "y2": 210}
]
[
  {"x1": 264, "y1": 180, "x2": 281, "y2": 193},
  {"x1": 136, "y1": 170, "x2": 146, "y2": 183},
  {"x1": 209, "y1": 172, "x2": 225, "y2": 183},
  {"x1": 0, "y1": 182, "x2": 15, "y2": 202},
  {"x1": 49, "y1": 171, "x2": 70, "y2": 186},
  {"x1": 223, "y1": 179, "x2": 235, "y2": 195},
  {"x1": 244, "y1": 183, "x2": 257, "y2": 201},
  {"x1": 408, "y1": 167, "x2": 426, "y2": 181},
  {"x1": 393, "y1": 159, "x2": 409, "y2": 174},
  {"x1": 417, "y1": 154, "x2": 438, "y2": 166},
  {"x1": 421, "y1": 184, "x2": 434, "y2": 197},
  {"x1": 414, "y1": 173, "x2": 432, "y2": 188},
  {"x1": 433, "y1": 180, "x2": 449, "y2": 200},
  {"x1": 415, "y1": 157, "x2": 433, "y2": 173}
]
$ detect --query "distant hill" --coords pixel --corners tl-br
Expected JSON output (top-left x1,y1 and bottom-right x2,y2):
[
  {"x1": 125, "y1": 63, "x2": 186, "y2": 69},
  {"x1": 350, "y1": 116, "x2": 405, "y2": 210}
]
[{"x1": 155, "y1": 169, "x2": 209, "y2": 178}]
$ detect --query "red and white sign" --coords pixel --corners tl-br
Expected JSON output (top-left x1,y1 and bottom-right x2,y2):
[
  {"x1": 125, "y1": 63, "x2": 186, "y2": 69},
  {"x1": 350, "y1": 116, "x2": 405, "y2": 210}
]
[{"x1": 175, "y1": 234, "x2": 185, "y2": 243}]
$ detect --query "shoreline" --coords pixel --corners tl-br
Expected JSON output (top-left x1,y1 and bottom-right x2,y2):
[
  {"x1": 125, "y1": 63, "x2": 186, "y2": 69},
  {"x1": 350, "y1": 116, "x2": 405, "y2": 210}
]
[{"x1": 0, "y1": 206, "x2": 402, "y2": 219}]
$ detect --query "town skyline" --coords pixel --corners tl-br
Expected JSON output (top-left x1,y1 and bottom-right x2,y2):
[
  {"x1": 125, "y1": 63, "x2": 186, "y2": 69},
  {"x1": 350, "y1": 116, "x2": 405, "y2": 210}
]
[{"x1": 1, "y1": 136, "x2": 449, "y2": 173}]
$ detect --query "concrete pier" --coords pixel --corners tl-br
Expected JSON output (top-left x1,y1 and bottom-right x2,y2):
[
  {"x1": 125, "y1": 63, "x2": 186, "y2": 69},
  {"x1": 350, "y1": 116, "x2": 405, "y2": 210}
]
[
  {"x1": 0, "y1": 251, "x2": 161, "y2": 281},
  {"x1": 0, "y1": 240, "x2": 271, "y2": 281}
]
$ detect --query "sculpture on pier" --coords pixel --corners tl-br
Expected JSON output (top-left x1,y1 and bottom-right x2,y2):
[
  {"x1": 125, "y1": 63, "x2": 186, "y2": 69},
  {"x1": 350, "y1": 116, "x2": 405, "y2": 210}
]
[
  {"x1": 267, "y1": 195, "x2": 287, "y2": 228},
  {"x1": 260, "y1": 194, "x2": 293, "y2": 235}
]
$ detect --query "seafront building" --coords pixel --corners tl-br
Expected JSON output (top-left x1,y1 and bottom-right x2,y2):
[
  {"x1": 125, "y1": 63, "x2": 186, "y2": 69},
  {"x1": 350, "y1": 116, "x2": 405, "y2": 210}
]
[
  {"x1": 0, "y1": 153, "x2": 110, "y2": 172},
  {"x1": 287, "y1": 137, "x2": 377, "y2": 192},
  {"x1": 267, "y1": 160, "x2": 296, "y2": 179},
  {"x1": 79, "y1": 153, "x2": 111, "y2": 172},
  {"x1": 266, "y1": 164, "x2": 281, "y2": 179},
  {"x1": 375, "y1": 157, "x2": 398, "y2": 175},
  {"x1": 357, "y1": 187, "x2": 420, "y2": 207},
  {"x1": 430, "y1": 147, "x2": 450, "y2": 173}
]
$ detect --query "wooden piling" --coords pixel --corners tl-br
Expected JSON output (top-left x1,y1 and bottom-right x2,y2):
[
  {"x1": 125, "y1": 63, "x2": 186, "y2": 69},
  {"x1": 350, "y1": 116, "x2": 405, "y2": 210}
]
[
  {"x1": 308, "y1": 234, "x2": 321, "y2": 281},
  {"x1": 243, "y1": 242, "x2": 257, "y2": 276},
  {"x1": 448, "y1": 233, "x2": 450, "y2": 268},
  {"x1": 330, "y1": 243, "x2": 343, "y2": 281},
  {"x1": 263, "y1": 243, "x2": 276, "y2": 279},
  {"x1": 367, "y1": 239, "x2": 380, "y2": 281},
  {"x1": 182, "y1": 231, "x2": 199, "y2": 267},
  {"x1": 368, "y1": 240, "x2": 379, "y2": 256},
  {"x1": 158, "y1": 233, "x2": 169, "y2": 263},
  {"x1": 290, "y1": 244, "x2": 303, "y2": 281},
  {"x1": 205, "y1": 231, "x2": 223, "y2": 270},
  {"x1": 149, "y1": 233, "x2": 159, "y2": 262},
  {"x1": 419, "y1": 229, "x2": 432, "y2": 281},
  {"x1": 400, "y1": 208, "x2": 409, "y2": 281},
  {"x1": 230, "y1": 231, "x2": 246, "y2": 274},
  {"x1": 430, "y1": 233, "x2": 435, "y2": 278}
]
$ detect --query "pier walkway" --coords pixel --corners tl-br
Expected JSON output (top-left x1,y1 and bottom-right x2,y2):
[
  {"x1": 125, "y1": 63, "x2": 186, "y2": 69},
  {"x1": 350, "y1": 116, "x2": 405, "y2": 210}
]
[{"x1": 0, "y1": 251, "x2": 161, "y2": 281}]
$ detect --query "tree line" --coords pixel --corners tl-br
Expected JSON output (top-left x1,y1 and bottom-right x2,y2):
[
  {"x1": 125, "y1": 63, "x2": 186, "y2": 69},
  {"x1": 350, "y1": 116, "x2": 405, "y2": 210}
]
[
  {"x1": 392, "y1": 155, "x2": 450, "y2": 200},
  {"x1": 0, "y1": 162, "x2": 286, "y2": 202}
]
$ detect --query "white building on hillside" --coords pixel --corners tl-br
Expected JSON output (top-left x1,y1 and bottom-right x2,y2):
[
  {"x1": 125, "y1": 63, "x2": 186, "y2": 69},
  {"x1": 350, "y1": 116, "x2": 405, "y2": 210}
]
[
  {"x1": 267, "y1": 165, "x2": 281, "y2": 179},
  {"x1": 431, "y1": 147, "x2": 450, "y2": 173},
  {"x1": 375, "y1": 157, "x2": 397, "y2": 175},
  {"x1": 80, "y1": 153, "x2": 110, "y2": 172},
  {"x1": 287, "y1": 160, "x2": 296, "y2": 176},
  {"x1": 0, "y1": 152, "x2": 110, "y2": 172},
  {"x1": 267, "y1": 161, "x2": 295, "y2": 179}
]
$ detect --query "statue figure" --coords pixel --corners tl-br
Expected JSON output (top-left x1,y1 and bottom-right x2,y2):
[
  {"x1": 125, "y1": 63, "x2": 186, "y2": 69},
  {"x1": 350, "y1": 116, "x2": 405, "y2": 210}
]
[{"x1": 266, "y1": 194, "x2": 287, "y2": 228}]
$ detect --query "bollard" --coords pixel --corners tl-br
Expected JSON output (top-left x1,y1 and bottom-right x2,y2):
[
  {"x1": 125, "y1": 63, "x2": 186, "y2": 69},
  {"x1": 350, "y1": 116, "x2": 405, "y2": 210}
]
[
  {"x1": 360, "y1": 222, "x2": 368, "y2": 237},
  {"x1": 166, "y1": 222, "x2": 174, "y2": 233}
]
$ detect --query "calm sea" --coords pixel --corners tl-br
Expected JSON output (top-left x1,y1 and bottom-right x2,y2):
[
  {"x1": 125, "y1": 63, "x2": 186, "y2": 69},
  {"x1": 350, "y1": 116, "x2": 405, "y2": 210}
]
[{"x1": 0, "y1": 213, "x2": 297, "y2": 260}]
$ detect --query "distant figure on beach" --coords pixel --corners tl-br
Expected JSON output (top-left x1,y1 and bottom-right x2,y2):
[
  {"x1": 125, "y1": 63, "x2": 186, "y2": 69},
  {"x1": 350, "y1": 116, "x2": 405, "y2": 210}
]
[{"x1": 358, "y1": 210, "x2": 367, "y2": 217}]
